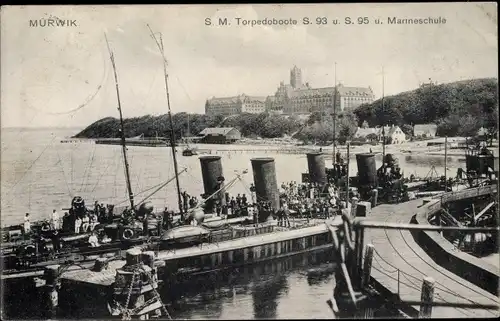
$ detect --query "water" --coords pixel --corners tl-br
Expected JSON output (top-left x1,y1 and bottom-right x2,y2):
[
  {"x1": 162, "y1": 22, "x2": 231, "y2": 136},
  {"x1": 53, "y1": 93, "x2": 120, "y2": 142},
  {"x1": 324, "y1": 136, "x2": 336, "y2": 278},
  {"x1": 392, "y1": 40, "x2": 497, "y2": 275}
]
[
  {"x1": 1, "y1": 127, "x2": 469, "y2": 319},
  {"x1": 1, "y1": 127, "x2": 467, "y2": 227},
  {"x1": 50, "y1": 249, "x2": 337, "y2": 320}
]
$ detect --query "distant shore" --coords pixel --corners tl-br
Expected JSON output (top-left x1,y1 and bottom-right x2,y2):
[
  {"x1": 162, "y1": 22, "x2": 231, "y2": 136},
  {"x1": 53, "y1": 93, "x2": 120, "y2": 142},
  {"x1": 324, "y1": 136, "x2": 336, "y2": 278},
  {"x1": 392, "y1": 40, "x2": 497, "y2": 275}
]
[{"x1": 61, "y1": 136, "x2": 498, "y2": 158}]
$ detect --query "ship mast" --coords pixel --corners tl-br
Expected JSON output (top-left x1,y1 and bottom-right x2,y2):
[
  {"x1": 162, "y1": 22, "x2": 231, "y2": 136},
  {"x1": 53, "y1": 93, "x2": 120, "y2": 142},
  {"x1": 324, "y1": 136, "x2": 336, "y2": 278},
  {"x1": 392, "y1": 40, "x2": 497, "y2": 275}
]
[
  {"x1": 381, "y1": 67, "x2": 386, "y2": 164},
  {"x1": 147, "y1": 25, "x2": 184, "y2": 218},
  {"x1": 332, "y1": 62, "x2": 337, "y2": 166},
  {"x1": 105, "y1": 34, "x2": 135, "y2": 210}
]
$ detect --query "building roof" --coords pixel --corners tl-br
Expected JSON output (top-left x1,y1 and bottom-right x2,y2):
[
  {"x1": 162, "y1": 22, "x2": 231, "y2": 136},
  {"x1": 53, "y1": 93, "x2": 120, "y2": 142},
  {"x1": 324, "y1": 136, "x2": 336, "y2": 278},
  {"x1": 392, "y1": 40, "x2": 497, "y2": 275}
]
[
  {"x1": 207, "y1": 96, "x2": 242, "y2": 105},
  {"x1": 356, "y1": 125, "x2": 403, "y2": 137},
  {"x1": 199, "y1": 127, "x2": 238, "y2": 136},
  {"x1": 243, "y1": 96, "x2": 267, "y2": 103},
  {"x1": 336, "y1": 85, "x2": 374, "y2": 97},
  {"x1": 378, "y1": 125, "x2": 401, "y2": 137},
  {"x1": 290, "y1": 87, "x2": 336, "y2": 98},
  {"x1": 355, "y1": 127, "x2": 378, "y2": 137},
  {"x1": 414, "y1": 124, "x2": 437, "y2": 134}
]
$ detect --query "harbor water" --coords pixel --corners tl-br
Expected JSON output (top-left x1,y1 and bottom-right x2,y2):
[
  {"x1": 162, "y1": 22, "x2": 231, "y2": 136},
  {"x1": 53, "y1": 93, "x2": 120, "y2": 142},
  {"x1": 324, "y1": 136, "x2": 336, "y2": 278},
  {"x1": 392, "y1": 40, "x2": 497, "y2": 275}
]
[
  {"x1": 0, "y1": 127, "x2": 478, "y2": 319},
  {"x1": 1, "y1": 127, "x2": 472, "y2": 227}
]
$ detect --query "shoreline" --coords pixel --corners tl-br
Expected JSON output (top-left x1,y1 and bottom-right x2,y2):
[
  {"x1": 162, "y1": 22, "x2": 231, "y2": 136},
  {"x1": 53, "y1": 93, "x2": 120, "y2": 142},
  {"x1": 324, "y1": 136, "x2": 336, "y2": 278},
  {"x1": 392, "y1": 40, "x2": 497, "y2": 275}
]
[{"x1": 62, "y1": 136, "x2": 498, "y2": 157}]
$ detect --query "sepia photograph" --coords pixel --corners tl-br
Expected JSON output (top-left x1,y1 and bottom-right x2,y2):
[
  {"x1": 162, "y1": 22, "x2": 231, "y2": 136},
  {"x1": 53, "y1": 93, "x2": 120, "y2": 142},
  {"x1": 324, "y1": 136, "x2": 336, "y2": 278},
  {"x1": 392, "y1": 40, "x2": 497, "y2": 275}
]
[{"x1": 0, "y1": 3, "x2": 498, "y2": 320}]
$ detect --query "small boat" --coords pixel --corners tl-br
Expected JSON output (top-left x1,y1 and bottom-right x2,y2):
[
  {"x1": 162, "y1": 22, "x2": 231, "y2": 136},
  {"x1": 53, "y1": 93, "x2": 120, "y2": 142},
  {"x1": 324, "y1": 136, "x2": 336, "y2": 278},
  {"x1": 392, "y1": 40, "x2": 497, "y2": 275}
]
[
  {"x1": 160, "y1": 225, "x2": 210, "y2": 246},
  {"x1": 182, "y1": 148, "x2": 197, "y2": 156},
  {"x1": 182, "y1": 114, "x2": 197, "y2": 156}
]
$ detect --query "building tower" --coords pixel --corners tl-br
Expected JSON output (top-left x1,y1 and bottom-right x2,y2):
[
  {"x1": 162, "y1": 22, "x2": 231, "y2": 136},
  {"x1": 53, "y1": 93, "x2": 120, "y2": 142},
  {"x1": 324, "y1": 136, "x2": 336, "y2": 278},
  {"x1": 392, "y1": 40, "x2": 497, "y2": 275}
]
[{"x1": 290, "y1": 65, "x2": 302, "y2": 89}]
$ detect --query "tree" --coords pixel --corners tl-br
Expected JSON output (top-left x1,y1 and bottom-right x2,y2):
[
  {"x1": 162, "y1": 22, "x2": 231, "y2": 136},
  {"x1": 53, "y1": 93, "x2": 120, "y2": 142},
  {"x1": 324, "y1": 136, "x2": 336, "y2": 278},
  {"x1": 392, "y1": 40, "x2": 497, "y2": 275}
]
[
  {"x1": 353, "y1": 78, "x2": 498, "y2": 137},
  {"x1": 400, "y1": 124, "x2": 414, "y2": 137},
  {"x1": 366, "y1": 133, "x2": 378, "y2": 142}
]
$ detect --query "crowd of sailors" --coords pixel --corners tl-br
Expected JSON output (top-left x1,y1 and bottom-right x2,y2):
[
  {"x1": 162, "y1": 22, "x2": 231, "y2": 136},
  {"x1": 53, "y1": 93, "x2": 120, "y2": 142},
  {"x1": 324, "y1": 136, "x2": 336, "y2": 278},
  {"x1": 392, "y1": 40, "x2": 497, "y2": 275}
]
[
  {"x1": 21, "y1": 179, "x2": 353, "y2": 235},
  {"x1": 19, "y1": 178, "x2": 355, "y2": 255}
]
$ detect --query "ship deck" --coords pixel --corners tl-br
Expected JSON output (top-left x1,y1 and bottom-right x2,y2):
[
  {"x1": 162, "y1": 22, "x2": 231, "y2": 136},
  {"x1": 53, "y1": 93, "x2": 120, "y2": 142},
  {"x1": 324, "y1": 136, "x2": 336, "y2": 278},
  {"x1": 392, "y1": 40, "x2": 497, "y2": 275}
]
[
  {"x1": 57, "y1": 218, "x2": 332, "y2": 286},
  {"x1": 366, "y1": 199, "x2": 499, "y2": 318}
]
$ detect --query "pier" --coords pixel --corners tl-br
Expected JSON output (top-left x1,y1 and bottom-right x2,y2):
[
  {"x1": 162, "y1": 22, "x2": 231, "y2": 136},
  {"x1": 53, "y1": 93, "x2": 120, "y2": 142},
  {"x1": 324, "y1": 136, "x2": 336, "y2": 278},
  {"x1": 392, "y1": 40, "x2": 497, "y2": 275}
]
[{"x1": 365, "y1": 199, "x2": 499, "y2": 318}]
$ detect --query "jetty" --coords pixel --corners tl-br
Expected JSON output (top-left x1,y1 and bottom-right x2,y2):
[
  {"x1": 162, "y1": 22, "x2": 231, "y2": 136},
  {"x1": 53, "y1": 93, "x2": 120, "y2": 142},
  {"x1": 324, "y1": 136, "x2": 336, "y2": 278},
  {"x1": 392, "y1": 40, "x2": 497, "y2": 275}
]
[{"x1": 366, "y1": 198, "x2": 499, "y2": 318}]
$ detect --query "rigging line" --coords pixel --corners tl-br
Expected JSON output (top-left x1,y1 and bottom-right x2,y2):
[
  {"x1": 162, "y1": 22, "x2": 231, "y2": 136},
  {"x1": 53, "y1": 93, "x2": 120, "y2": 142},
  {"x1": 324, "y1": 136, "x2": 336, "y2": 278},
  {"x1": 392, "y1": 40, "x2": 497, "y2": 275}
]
[
  {"x1": 113, "y1": 180, "x2": 173, "y2": 206},
  {"x1": 237, "y1": 176, "x2": 270, "y2": 203},
  {"x1": 135, "y1": 168, "x2": 188, "y2": 206},
  {"x1": 174, "y1": 75, "x2": 192, "y2": 101},
  {"x1": 89, "y1": 148, "x2": 121, "y2": 194},
  {"x1": 55, "y1": 147, "x2": 73, "y2": 198},
  {"x1": 83, "y1": 143, "x2": 98, "y2": 193},
  {"x1": 5, "y1": 134, "x2": 57, "y2": 199},
  {"x1": 184, "y1": 168, "x2": 203, "y2": 185},
  {"x1": 189, "y1": 177, "x2": 240, "y2": 211},
  {"x1": 396, "y1": 217, "x2": 500, "y2": 306},
  {"x1": 79, "y1": 142, "x2": 97, "y2": 193}
]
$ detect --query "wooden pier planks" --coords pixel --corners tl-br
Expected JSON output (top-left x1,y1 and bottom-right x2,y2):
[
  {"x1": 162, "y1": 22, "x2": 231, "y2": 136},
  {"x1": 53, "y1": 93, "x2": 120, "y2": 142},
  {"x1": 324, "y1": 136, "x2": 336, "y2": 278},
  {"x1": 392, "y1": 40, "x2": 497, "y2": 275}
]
[
  {"x1": 365, "y1": 200, "x2": 499, "y2": 318},
  {"x1": 60, "y1": 260, "x2": 126, "y2": 286}
]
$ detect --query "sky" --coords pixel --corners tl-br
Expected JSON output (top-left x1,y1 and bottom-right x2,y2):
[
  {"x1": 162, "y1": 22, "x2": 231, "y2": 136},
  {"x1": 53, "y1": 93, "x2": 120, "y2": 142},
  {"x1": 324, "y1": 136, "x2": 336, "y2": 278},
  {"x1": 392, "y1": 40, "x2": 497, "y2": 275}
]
[{"x1": 1, "y1": 3, "x2": 497, "y2": 128}]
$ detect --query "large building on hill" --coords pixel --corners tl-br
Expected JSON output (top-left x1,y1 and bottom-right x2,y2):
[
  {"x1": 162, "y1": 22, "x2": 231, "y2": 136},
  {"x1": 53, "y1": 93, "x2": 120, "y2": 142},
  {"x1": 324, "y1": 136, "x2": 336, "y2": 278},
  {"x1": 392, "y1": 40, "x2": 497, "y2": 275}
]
[
  {"x1": 205, "y1": 66, "x2": 375, "y2": 116},
  {"x1": 205, "y1": 94, "x2": 267, "y2": 116}
]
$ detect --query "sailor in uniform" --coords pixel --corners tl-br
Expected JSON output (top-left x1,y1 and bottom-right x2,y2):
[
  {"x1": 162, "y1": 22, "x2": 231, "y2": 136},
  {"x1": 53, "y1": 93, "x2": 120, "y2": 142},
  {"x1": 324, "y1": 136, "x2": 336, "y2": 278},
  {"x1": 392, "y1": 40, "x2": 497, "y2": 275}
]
[
  {"x1": 88, "y1": 232, "x2": 100, "y2": 247},
  {"x1": 51, "y1": 209, "x2": 60, "y2": 231},
  {"x1": 74, "y1": 216, "x2": 82, "y2": 234},
  {"x1": 23, "y1": 213, "x2": 31, "y2": 236}
]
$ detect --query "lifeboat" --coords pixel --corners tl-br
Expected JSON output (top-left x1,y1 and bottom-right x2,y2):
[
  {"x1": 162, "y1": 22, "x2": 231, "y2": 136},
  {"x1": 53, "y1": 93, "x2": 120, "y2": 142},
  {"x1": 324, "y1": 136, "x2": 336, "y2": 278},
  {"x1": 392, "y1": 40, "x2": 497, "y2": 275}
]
[{"x1": 160, "y1": 225, "x2": 210, "y2": 246}]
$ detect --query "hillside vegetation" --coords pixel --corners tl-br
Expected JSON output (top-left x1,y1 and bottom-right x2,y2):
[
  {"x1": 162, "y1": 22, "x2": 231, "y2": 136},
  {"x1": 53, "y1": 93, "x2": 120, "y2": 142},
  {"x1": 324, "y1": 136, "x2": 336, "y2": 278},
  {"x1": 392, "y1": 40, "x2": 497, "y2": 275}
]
[
  {"x1": 75, "y1": 78, "x2": 498, "y2": 143},
  {"x1": 75, "y1": 113, "x2": 304, "y2": 140},
  {"x1": 354, "y1": 78, "x2": 498, "y2": 137}
]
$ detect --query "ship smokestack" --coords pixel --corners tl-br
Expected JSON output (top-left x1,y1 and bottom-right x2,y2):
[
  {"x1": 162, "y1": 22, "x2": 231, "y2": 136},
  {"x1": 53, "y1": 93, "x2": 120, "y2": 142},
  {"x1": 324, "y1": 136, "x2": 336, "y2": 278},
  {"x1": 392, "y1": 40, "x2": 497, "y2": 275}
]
[
  {"x1": 251, "y1": 157, "x2": 279, "y2": 222},
  {"x1": 356, "y1": 153, "x2": 378, "y2": 197},
  {"x1": 306, "y1": 152, "x2": 327, "y2": 186},
  {"x1": 199, "y1": 156, "x2": 225, "y2": 213}
]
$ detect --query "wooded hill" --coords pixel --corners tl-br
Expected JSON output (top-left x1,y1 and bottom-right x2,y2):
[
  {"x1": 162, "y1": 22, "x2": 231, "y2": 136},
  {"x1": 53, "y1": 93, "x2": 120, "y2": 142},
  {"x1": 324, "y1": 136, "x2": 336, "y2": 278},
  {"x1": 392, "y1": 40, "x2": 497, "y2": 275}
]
[
  {"x1": 353, "y1": 78, "x2": 498, "y2": 137},
  {"x1": 75, "y1": 78, "x2": 498, "y2": 142}
]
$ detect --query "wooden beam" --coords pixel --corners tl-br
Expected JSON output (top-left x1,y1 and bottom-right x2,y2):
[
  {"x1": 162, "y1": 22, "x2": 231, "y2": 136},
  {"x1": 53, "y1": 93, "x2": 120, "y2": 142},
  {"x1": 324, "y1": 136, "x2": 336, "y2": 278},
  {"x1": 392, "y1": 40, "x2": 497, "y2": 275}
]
[
  {"x1": 441, "y1": 208, "x2": 463, "y2": 227},
  {"x1": 474, "y1": 202, "x2": 495, "y2": 223}
]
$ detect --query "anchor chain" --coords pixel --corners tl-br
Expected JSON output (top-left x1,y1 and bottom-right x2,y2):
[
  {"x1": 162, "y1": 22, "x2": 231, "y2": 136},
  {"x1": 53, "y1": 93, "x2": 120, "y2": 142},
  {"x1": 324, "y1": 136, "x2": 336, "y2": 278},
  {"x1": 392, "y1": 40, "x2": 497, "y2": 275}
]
[
  {"x1": 144, "y1": 269, "x2": 172, "y2": 320},
  {"x1": 116, "y1": 265, "x2": 172, "y2": 320},
  {"x1": 121, "y1": 270, "x2": 138, "y2": 320}
]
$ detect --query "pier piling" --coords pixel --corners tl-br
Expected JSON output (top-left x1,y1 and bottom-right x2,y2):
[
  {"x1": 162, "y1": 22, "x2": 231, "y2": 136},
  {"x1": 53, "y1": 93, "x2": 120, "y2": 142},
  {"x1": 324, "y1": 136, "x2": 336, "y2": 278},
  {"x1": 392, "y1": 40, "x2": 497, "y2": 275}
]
[
  {"x1": 370, "y1": 189, "x2": 378, "y2": 208},
  {"x1": 306, "y1": 152, "x2": 327, "y2": 186},
  {"x1": 356, "y1": 201, "x2": 371, "y2": 217},
  {"x1": 141, "y1": 251, "x2": 155, "y2": 269},
  {"x1": 200, "y1": 156, "x2": 226, "y2": 213},
  {"x1": 43, "y1": 264, "x2": 61, "y2": 319},
  {"x1": 126, "y1": 248, "x2": 142, "y2": 266},
  {"x1": 362, "y1": 244, "x2": 374, "y2": 288},
  {"x1": 419, "y1": 277, "x2": 435, "y2": 318},
  {"x1": 93, "y1": 257, "x2": 109, "y2": 272},
  {"x1": 111, "y1": 248, "x2": 163, "y2": 319},
  {"x1": 351, "y1": 197, "x2": 359, "y2": 218},
  {"x1": 251, "y1": 158, "x2": 279, "y2": 219}
]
